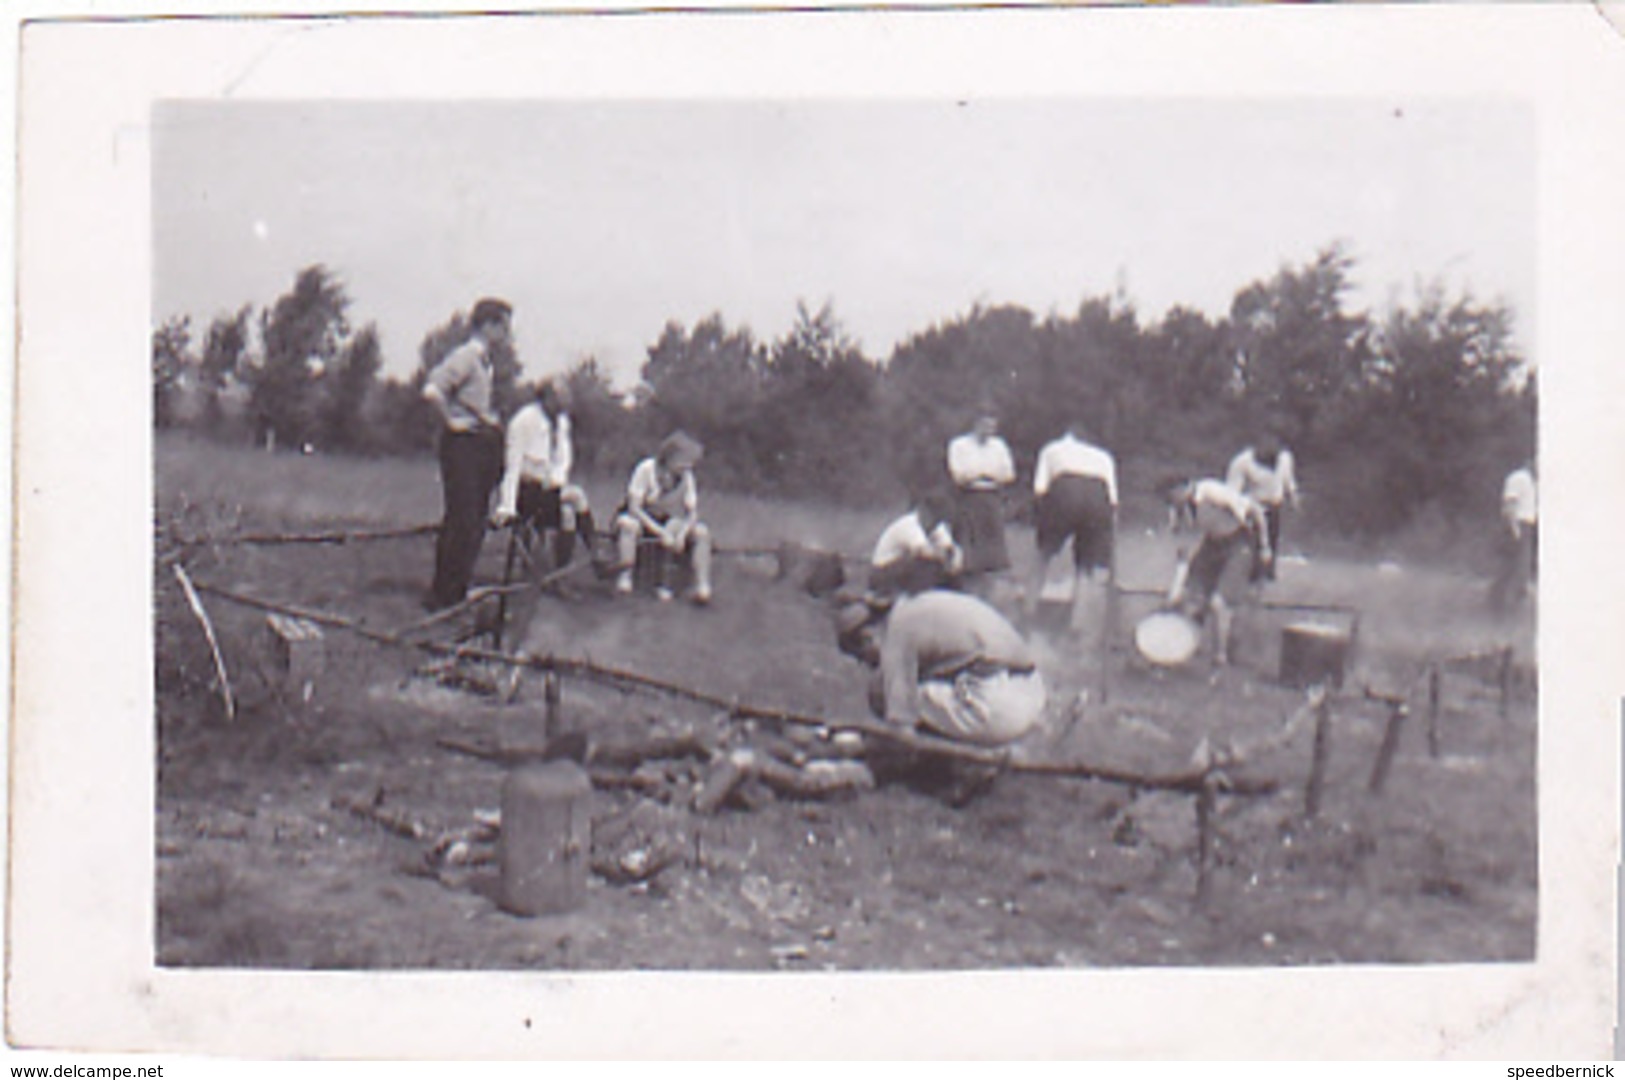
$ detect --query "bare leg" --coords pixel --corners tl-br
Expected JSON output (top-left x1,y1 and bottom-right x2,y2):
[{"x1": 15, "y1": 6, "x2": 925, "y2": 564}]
[
  {"x1": 614, "y1": 515, "x2": 639, "y2": 594},
  {"x1": 690, "y1": 522, "x2": 714, "y2": 602}
]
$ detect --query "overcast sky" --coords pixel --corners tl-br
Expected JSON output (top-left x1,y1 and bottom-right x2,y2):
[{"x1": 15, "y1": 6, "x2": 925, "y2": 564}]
[{"x1": 153, "y1": 99, "x2": 1535, "y2": 386}]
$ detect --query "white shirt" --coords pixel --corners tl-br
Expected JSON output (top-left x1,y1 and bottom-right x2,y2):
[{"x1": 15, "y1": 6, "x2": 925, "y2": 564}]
[
  {"x1": 947, "y1": 434, "x2": 1016, "y2": 490},
  {"x1": 1226, "y1": 447, "x2": 1298, "y2": 507},
  {"x1": 626, "y1": 457, "x2": 697, "y2": 521},
  {"x1": 497, "y1": 404, "x2": 573, "y2": 517},
  {"x1": 872, "y1": 512, "x2": 958, "y2": 569},
  {"x1": 1502, "y1": 468, "x2": 1537, "y2": 525},
  {"x1": 1033, "y1": 434, "x2": 1118, "y2": 504}
]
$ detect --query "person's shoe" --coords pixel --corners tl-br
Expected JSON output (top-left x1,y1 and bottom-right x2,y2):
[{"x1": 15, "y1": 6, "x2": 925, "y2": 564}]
[
  {"x1": 691, "y1": 585, "x2": 712, "y2": 606},
  {"x1": 615, "y1": 570, "x2": 634, "y2": 596},
  {"x1": 655, "y1": 586, "x2": 675, "y2": 603}
]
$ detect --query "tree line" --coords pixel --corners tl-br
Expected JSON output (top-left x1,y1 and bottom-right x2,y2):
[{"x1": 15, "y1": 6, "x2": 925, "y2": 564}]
[{"x1": 153, "y1": 244, "x2": 1534, "y2": 551}]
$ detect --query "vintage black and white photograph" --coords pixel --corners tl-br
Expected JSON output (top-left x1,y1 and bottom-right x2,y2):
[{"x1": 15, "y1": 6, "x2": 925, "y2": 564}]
[
  {"x1": 149, "y1": 94, "x2": 1542, "y2": 972},
  {"x1": 11, "y1": 2, "x2": 1624, "y2": 1059}
]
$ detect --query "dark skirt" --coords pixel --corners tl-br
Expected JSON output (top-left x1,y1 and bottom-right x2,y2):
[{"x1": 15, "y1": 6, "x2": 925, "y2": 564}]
[{"x1": 954, "y1": 488, "x2": 1010, "y2": 574}]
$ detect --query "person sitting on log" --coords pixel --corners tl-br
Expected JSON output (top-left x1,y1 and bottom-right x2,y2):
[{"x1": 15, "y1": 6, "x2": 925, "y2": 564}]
[
  {"x1": 612, "y1": 430, "x2": 714, "y2": 605},
  {"x1": 491, "y1": 379, "x2": 601, "y2": 572},
  {"x1": 868, "y1": 492, "x2": 964, "y2": 598},
  {"x1": 1161, "y1": 475, "x2": 1271, "y2": 667}
]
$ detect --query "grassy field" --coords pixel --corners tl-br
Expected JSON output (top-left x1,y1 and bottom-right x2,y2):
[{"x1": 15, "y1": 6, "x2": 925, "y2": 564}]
[{"x1": 154, "y1": 433, "x2": 1536, "y2": 970}]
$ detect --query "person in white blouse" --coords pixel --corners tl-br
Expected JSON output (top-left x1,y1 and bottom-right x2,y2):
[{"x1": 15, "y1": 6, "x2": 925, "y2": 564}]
[
  {"x1": 1026, "y1": 422, "x2": 1118, "y2": 632},
  {"x1": 869, "y1": 493, "x2": 964, "y2": 597},
  {"x1": 1226, "y1": 431, "x2": 1298, "y2": 582},
  {"x1": 612, "y1": 430, "x2": 713, "y2": 604},
  {"x1": 491, "y1": 380, "x2": 598, "y2": 571},
  {"x1": 1490, "y1": 461, "x2": 1537, "y2": 612},
  {"x1": 946, "y1": 409, "x2": 1017, "y2": 579}
]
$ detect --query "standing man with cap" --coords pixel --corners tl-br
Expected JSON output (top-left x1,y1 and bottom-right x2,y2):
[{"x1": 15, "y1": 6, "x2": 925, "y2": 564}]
[
  {"x1": 946, "y1": 407, "x2": 1017, "y2": 583},
  {"x1": 422, "y1": 298, "x2": 512, "y2": 611},
  {"x1": 1226, "y1": 430, "x2": 1299, "y2": 582},
  {"x1": 1026, "y1": 420, "x2": 1118, "y2": 632},
  {"x1": 613, "y1": 430, "x2": 714, "y2": 604},
  {"x1": 492, "y1": 379, "x2": 599, "y2": 571}
]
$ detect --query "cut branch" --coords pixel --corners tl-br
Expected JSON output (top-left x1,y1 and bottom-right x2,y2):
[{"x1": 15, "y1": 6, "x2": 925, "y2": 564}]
[{"x1": 171, "y1": 564, "x2": 236, "y2": 722}]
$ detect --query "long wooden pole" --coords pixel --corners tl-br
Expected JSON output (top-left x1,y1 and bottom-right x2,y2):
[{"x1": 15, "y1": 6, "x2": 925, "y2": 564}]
[{"x1": 186, "y1": 578, "x2": 1277, "y2": 797}]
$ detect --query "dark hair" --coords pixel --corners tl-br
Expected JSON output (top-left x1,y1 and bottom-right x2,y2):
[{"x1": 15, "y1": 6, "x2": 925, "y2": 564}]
[
  {"x1": 915, "y1": 491, "x2": 954, "y2": 527},
  {"x1": 470, "y1": 298, "x2": 513, "y2": 331},
  {"x1": 1254, "y1": 431, "x2": 1282, "y2": 467},
  {"x1": 1158, "y1": 474, "x2": 1193, "y2": 500}
]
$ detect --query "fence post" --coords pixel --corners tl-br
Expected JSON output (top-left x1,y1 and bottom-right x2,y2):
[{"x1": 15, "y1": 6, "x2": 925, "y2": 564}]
[
  {"x1": 544, "y1": 669, "x2": 562, "y2": 739},
  {"x1": 1498, "y1": 646, "x2": 1513, "y2": 722},
  {"x1": 1194, "y1": 771, "x2": 1217, "y2": 906},
  {"x1": 1305, "y1": 686, "x2": 1333, "y2": 819},
  {"x1": 1367, "y1": 701, "x2": 1408, "y2": 794},
  {"x1": 1426, "y1": 663, "x2": 1442, "y2": 759}
]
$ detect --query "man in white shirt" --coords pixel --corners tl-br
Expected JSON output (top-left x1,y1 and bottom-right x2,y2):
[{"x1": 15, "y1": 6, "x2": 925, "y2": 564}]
[
  {"x1": 946, "y1": 410, "x2": 1017, "y2": 578},
  {"x1": 1490, "y1": 462, "x2": 1538, "y2": 612},
  {"x1": 612, "y1": 430, "x2": 713, "y2": 604},
  {"x1": 835, "y1": 589, "x2": 1047, "y2": 747},
  {"x1": 869, "y1": 493, "x2": 964, "y2": 597},
  {"x1": 421, "y1": 298, "x2": 510, "y2": 611},
  {"x1": 1163, "y1": 476, "x2": 1271, "y2": 666},
  {"x1": 492, "y1": 380, "x2": 598, "y2": 570},
  {"x1": 1226, "y1": 432, "x2": 1298, "y2": 582},
  {"x1": 1026, "y1": 422, "x2": 1118, "y2": 631}
]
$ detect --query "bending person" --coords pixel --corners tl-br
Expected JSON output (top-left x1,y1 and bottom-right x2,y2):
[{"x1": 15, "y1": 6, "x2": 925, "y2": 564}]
[
  {"x1": 836, "y1": 589, "x2": 1047, "y2": 747},
  {"x1": 869, "y1": 492, "x2": 963, "y2": 598},
  {"x1": 1027, "y1": 420, "x2": 1117, "y2": 631},
  {"x1": 1162, "y1": 476, "x2": 1270, "y2": 667}
]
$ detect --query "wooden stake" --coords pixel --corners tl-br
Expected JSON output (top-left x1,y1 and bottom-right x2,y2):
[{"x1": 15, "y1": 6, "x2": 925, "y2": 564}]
[
  {"x1": 172, "y1": 564, "x2": 236, "y2": 722},
  {"x1": 543, "y1": 670, "x2": 562, "y2": 738},
  {"x1": 1367, "y1": 702, "x2": 1408, "y2": 794},
  {"x1": 1194, "y1": 772, "x2": 1217, "y2": 906},
  {"x1": 1426, "y1": 663, "x2": 1442, "y2": 759},
  {"x1": 1304, "y1": 685, "x2": 1333, "y2": 818}
]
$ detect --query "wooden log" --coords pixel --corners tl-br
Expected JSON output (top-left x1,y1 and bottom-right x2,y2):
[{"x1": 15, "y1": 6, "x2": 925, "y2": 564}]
[
  {"x1": 172, "y1": 564, "x2": 236, "y2": 722},
  {"x1": 266, "y1": 612, "x2": 325, "y2": 706},
  {"x1": 1304, "y1": 687, "x2": 1333, "y2": 819}
]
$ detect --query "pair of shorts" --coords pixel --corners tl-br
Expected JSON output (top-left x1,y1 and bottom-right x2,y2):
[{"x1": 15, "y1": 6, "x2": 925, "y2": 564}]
[
  {"x1": 917, "y1": 669, "x2": 1047, "y2": 745},
  {"x1": 1035, "y1": 474, "x2": 1114, "y2": 571},
  {"x1": 517, "y1": 481, "x2": 566, "y2": 531},
  {"x1": 1186, "y1": 529, "x2": 1249, "y2": 611}
]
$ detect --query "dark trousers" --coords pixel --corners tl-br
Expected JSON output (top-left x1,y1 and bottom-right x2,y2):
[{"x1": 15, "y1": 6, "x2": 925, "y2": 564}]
[
  {"x1": 1249, "y1": 502, "x2": 1284, "y2": 583},
  {"x1": 430, "y1": 429, "x2": 503, "y2": 608}
]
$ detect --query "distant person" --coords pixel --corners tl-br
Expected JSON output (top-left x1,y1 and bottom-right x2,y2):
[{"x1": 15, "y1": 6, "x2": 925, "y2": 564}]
[
  {"x1": 1026, "y1": 421, "x2": 1118, "y2": 630},
  {"x1": 1162, "y1": 476, "x2": 1271, "y2": 666},
  {"x1": 835, "y1": 589, "x2": 1047, "y2": 747},
  {"x1": 1490, "y1": 461, "x2": 1538, "y2": 612},
  {"x1": 946, "y1": 407, "x2": 1017, "y2": 579},
  {"x1": 1226, "y1": 431, "x2": 1299, "y2": 582},
  {"x1": 613, "y1": 430, "x2": 713, "y2": 605},
  {"x1": 421, "y1": 298, "x2": 511, "y2": 611},
  {"x1": 869, "y1": 493, "x2": 964, "y2": 597},
  {"x1": 492, "y1": 379, "x2": 599, "y2": 570}
]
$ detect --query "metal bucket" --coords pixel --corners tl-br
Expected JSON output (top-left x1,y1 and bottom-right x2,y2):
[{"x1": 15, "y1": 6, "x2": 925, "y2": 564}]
[
  {"x1": 499, "y1": 760, "x2": 592, "y2": 917},
  {"x1": 1279, "y1": 622, "x2": 1350, "y2": 689}
]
